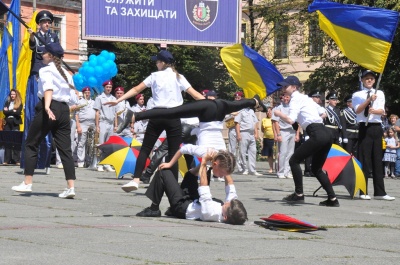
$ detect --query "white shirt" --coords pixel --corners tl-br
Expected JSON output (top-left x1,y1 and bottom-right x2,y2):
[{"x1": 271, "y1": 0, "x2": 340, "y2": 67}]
[
  {"x1": 191, "y1": 121, "x2": 226, "y2": 151},
  {"x1": 352, "y1": 88, "x2": 385, "y2": 123},
  {"x1": 271, "y1": 103, "x2": 293, "y2": 130},
  {"x1": 37, "y1": 62, "x2": 74, "y2": 103},
  {"x1": 143, "y1": 68, "x2": 191, "y2": 108},
  {"x1": 235, "y1": 108, "x2": 258, "y2": 131},
  {"x1": 288, "y1": 91, "x2": 323, "y2": 130},
  {"x1": 94, "y1": 93, "x2": 116, "y2": 123},
  {"x1": 185, "y1": 185, "x2": 238, "y2": 222}
]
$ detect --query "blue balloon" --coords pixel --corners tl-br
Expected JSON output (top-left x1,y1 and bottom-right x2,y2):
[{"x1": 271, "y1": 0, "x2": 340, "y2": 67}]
[
  {"x1": 89, "y1": 54, "x2": 97, "y2": 62},
  {"x1": 100, "y1": 50, "x2": 109, "y2": 58},
  {"x1": 110, "y1": 68, "x2": 118, "y2": 77},
  {"x1": 88, "y1": 76, "x2": 97, "y2": 87},
  {"x1": 82, "y1": 61, "x2": 89, "y2": 68},
  {"x1": 86, "y1": 66, "x2": 95, "y2": 76},
  {"x1": 89, "y1": 57, "x2": 97, "y2": 67},
  {"x1": 94, "y1": 66, "x2": 104, "y2": 77},
  {"x1": 97, "y1": 56, "x2": 106, "y2": 65},
  {"x1": 109, "y1": 52, "x2": 116, "y2": 61}
]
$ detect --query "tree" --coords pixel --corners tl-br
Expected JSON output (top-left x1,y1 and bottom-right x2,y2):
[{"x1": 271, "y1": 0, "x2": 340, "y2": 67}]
[
  {"x1": 87, "y1": 41, "x2": 240, "y2": 103},
  {"x1": 304, "y1": 0, "x2": 400, "y2": 114}
]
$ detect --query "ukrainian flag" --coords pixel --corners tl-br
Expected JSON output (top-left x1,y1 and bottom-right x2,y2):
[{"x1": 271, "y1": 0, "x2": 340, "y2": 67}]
[
  {"x1": 308, "y1": 0, "x2": 399, "y2": 73},
  {"x1": 221, "y1": 43, "x2": 283, "y2": 99}
]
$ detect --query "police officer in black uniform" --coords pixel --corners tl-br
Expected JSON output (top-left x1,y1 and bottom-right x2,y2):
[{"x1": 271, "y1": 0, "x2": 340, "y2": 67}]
[
  {"x1": 324, "y1": 91, "x2": 343, "y2": 145},
  {"x1": 22, "y1": 10, "x2": 60, "y2": 170},
  {"x1": 340, "y1": 95, "x2": 358, "y2": 156},
  {"x1": 29, "y1": 10, "x2": 59, "y2": 75}
]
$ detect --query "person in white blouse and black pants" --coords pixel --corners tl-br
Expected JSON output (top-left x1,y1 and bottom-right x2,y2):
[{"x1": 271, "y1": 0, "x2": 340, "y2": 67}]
[
  {"x1": 274, "y1": 76, "x2": 339, "y2": 207},
  {"x1": 107, "y1": 50, "x2": 205, "y2": 191},
  {"x1": 12, "y1": 42, "x2": 77, "y2": 199}
]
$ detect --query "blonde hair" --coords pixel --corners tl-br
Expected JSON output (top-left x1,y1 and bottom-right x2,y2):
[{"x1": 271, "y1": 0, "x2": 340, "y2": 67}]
[
  {"x1": 213, "y1": 150, "x2": 236, "y2": 175},
  {"x1": 53, "y1": 56, "x2": 75, "y2": 90},
  {"x1": 7, "y1": 89, "x2": 22, "y2": 109}
]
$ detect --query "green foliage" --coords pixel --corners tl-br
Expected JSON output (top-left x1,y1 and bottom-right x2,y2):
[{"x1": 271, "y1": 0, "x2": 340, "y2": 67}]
[{"x1": 87, "y1": 41, "x2": 240, "y2": 102}]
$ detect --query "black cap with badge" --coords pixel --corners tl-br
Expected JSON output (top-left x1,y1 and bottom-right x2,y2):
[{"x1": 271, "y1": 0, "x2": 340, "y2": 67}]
[
  {"x1": 361, "y1": 70, "x2": 376, "y2": 79},
  {"x1": 37, "y1": 42, "x2": 64, "y2": 58},
  {"x1": 308, "y1": 90, "x2": 321, "y2": 98},
  {"x1": 36, "y1": 10, "x2": 54, "y2": 24},
  {"x1": 326, "y1": 91, "x2": 338, "y2": 100}
]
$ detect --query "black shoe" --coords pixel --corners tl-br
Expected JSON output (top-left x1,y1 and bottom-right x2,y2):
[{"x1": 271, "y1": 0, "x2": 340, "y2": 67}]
[
  {"x1": 283, "y1": 192, "x2": 305, "y2": 203},
  {"x1": 136, "y1": 207, "x2": 161, "y2": 217},
  {"x1": 164, "y1": 207, "x2": 173, "y2": 216},
  {"x1": 140, "y1": 176, "x2": 150, "y2": 184},
  {"x1": 116, "y1": 109, "x2": 134, "y2": 134},
  {"x1": 319, "y1": 199, "x2": 340, "y2": 207},
  {"x1": 253, "y1": 94, "x2": 267, "y2": 112}
]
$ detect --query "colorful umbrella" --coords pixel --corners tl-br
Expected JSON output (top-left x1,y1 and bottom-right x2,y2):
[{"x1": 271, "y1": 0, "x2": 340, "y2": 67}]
[
  {"x1": 98, "y1": 136, "x2": 149, "y2": 179},
  {"x1": 314, "y1": 144, "x2": 366, "y2": 198},
  {"x1": 255, "y1": 213, "x2": 327, "y2": 232},
  {"x1": 178, "y1": 154, "x2": 201, "y2": 177}
]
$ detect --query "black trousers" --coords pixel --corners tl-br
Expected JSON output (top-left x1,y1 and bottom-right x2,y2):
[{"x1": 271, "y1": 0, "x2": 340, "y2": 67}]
[
  {"x1": 24, "y1": 100, "x2": 76, "y2": 180},
  {"x1": 145, "y1": 169, "x2": 199, "y2": 219},
  {"x1": 142, "y1": 124, "x2": 196, "y2": 180},
  {"x1": 344, "y1": 138, "x2": 358, "y2": 157},
  {"x1": 135, "y1": 99, "x2": 256, "y2": 122},
  {"x1": 3, "y1": 120, "x2": 21, "y2": 163},
  {"x1": 289, "y1": 123, "x2": 336, "y2": 199},
  {"x1": 357, "y1": 122, "x2": 386, "y2": 196},
  {"x1": 134, "y1": 118, "x2": 181, "y2": 179}
]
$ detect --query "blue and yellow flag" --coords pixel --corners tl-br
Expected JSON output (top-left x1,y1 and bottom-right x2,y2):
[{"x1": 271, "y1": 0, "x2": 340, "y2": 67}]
[
  {"x1": 221, "y1": 43, "x2": 283, "y2": 99},
  {"x1": 308, "y1": 0, "x2": 399, "y2": 73}
]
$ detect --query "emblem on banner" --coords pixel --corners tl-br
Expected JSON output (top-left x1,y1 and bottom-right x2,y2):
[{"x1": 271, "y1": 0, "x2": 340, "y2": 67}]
[{"x1": 186, "y1": 0, "x2": 218, "y2": 32}]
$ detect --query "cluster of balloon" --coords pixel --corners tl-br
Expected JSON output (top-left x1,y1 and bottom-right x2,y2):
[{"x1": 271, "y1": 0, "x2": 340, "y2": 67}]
[{"x1": 73, "y1": 50, "x2": 118, "y2": 92}]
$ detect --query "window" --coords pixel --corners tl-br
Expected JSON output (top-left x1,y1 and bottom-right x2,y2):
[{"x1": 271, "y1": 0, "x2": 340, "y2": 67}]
[
  {"x1": 50, "y1": 17, "x2": 62, "y2": 42},
  {"x1": 308, "y1": 20, "x2": 323, "y2": 56},
  {"x1": 274, "y1": 19, "x2": 288, "y2": 59},
  {"x1": 241, "y1": 23, "x2": 247, "y2": 41}
]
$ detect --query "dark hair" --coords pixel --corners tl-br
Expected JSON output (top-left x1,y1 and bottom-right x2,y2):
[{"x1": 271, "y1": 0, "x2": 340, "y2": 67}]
[{"x1": 225, "y1": 199, "x2": 248, "y2": 225}]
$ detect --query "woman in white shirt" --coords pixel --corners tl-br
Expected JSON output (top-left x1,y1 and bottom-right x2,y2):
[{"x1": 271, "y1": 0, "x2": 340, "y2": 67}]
[
  {"x1": 106, "y1": 50, "x2": 204, "y2": 191},
  {"x1": 12, "y1": 42, "x2": 77, "y2": 199}
]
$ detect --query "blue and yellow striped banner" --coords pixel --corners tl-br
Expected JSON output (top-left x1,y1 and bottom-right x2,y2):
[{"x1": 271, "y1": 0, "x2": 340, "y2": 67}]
[{"x1": 308, "y1": 0, "x2": 399, "y2": 73}]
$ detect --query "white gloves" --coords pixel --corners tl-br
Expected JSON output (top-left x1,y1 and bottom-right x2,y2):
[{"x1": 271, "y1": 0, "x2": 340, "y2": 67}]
[{"x1": 343, "y1": 138, "x2": 348, "y2": 144}]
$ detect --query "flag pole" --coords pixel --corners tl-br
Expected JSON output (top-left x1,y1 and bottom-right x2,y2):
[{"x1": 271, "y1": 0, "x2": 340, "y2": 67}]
[
  {"x1": 0, "y1": 1, "x2": 75, "y2": 73},
  {"x1": 365, "y1": 72, "x2": 382, "y2": 126}
]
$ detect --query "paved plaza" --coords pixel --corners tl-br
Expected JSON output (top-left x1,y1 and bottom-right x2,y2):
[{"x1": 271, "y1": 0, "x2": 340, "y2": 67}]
[{"x1": 1, "y1": 161, "x2": 400, "y2": 265}]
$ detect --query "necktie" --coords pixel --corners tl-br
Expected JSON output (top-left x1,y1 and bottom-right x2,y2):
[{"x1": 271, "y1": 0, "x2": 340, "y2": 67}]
[{"x1": 364, "y1": 91, "x2": 371, "y2": 117}]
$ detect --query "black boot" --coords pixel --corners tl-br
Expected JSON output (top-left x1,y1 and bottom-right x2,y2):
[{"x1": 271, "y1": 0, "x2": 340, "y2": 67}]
[{"x1": 116, "y1": 109, "x2": 134, "y2": 134}]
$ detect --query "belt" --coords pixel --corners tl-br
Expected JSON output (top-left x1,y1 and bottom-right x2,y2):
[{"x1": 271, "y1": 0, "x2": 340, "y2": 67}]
[
  {"x1": 240, "y1": 129, "x2": 253, "y2": 133},
  {"x1": 346, "y1": 129, "x2": 358, "y2": 133},
  {"x1": 325, "y1": 125, "x2": 338, "y2": 129}
]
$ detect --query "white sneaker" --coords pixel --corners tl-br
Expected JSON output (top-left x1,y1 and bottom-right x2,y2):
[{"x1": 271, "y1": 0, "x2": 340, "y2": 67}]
[
  {"x1": 59, "y1": 188, "x2": 75, "y2": 199},
  {"x1": 242, "y1": 170, "x2": 248, "y2": 175},
  {"x1": 77, "y1": 162, "x2": 84, "y2": 168},
  {"x1": 359, "y1": 195, "x2": 371, "y2": 200},
  {"x1": 45, "y1": 167, "x2": 51, "y2": 175},
  {"x1": 12, "y1": 182, "x2": 32, "y2": 193},
  {"x1": 217, "y1": 177, "x2": 225, "y2": 182},
  {"x1": 277, "y1": 175, "x2": 286, "y2": 179},
  {"x1": 374, "y1": 195, "x2": 395, "y2": 201},
  {"x1": 286, "y1": 173, "x2": 293, "y2": 179},
  {"x1": 104, "y1": 165, "x2": 115, "y2": 172},
  {"x1": 121, "y1": 180, "x2": 139, "y2": 192},
  {"x1": 57, "y1": 164, "x2": 64, "y2": 169},
  {"x1": 97, "y1": 166, "x2": 104, "y2": 172},
  {"x1": 250, "y1": 171, "x2": 262, "y2": 176}
]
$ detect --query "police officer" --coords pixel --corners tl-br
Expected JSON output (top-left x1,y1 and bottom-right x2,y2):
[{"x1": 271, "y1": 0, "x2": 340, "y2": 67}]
[
  {"x1": 225, "y1": 91, "x2": 243, "y2": 172},
  {"x1": 324, "y1": 91, "x2": 343, "y2": 145},
  {"x1": 23, "y1": 10, "x2": 60, "y2": 171},
  {"x1": 94, "y1": 80, "x2": 116, "y2": 172},
  {"x1": 340, "y1": 95, "x2": 358, "y2": 156},
  {"x1": 76, "y1": 87, "x2": 96, "y2": 168}
]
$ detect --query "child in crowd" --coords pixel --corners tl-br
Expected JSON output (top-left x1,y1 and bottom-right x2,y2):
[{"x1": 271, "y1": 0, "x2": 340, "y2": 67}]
[{"x1": 383, "y1": 127, "x2": 399, "y2": 178}]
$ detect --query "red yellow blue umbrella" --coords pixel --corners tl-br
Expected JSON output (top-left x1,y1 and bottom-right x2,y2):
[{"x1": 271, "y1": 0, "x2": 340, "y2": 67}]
[
  {"x1": 314, "y1": 144, "x2": 366, "y2": 198},
  {"x1": 98, "y1": 136, "x2": 149, "y2": 179}
]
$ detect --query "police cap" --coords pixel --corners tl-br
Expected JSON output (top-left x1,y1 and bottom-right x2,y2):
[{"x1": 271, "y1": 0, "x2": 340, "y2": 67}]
[{"x1": 36, "y1": 10, "x2": 54, "y2": 24}]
